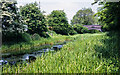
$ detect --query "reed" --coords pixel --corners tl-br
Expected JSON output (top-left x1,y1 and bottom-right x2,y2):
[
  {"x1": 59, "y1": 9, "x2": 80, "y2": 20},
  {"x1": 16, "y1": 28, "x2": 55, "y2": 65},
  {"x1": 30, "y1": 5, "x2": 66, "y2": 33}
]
[{"x1": 2, "y1": 33, "x2": 119, "y2": 73}]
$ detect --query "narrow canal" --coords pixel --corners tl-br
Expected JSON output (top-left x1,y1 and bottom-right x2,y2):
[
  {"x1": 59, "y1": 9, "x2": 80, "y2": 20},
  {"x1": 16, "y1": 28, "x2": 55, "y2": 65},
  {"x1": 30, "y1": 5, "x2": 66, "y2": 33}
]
[{"x1": 0, "y1": 41, "x2": 69, "y2": 66}]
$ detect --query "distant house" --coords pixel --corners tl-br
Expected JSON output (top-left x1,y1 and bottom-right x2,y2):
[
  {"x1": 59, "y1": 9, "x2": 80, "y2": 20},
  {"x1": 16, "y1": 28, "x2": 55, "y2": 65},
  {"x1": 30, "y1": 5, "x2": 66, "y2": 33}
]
[{"x1": 83, "y1": 25, "x2": 102, "y2": 31}]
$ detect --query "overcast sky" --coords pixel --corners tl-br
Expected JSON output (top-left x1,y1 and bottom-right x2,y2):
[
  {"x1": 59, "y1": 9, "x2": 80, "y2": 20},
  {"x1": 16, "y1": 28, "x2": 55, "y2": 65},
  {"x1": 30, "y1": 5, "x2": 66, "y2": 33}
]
[{"x1": 17, "y1": 0, "x2": 99, "y2": 23}]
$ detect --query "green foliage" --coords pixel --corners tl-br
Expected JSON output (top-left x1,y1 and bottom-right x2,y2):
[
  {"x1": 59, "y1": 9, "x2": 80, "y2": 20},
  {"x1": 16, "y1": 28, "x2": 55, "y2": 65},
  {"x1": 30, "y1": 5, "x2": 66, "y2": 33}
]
[
  {"x1": 2, "y1": 32, "x2": 19, "y2": 43},
  {"x1": 47, "y1": 30, "x2": 58, "y2": 37},
  {"x1": 48, "y1": 10, "x2": 68, "y2": 26},
  {"x1": 73, "y1": 24, "x2": 83, "y2": 34},
  {"x1": 47, "y1": 10, "x2": 70, "y2": 35},
  {"x1": 101, "y1": 25, "x2": 109, "y2": 32},
  {"x1": 81, "y1": 27, "x2": 89, "y2": 33},
  {"x1": 41, "y1": 32, "x2": 50, "y2": 38},
  {"x1": 94, "y1": 1, "x2": 120, "y2": 32},
  {"x1": 69, "y1": 29, "x2": 77, "y2": 35},
  {"x1": 48, "y1": 30, "x2": 56, "y2": 35},
  {"x1": 73, "y1": 24, "x2": 89, "y2": 34},
  {"x1": 2, "y1": 34, "x2": 76, "y2": 55},
  {"x1": 3, "y1": 33, "x2": 119, "y2": 73},
  {"x1": 2, "y1": 32, "x2": 31, "y2": 43},
  {"x1": 20, "y1": 33, "x2": 32, "y2": 42},
  {"x1": 31, "y1": 33, "x2": 41, "y2": 41},
  {"x1": 1, "y1": 0, "x2": 25, "y2": 42},
  {"x1": 67, "y1": 25, "x2": 77, "y2": 35},
  {"x1": 88, "y1": 29, "x2": 100, "y2": 33},
  {"x1": 71, "y1": 8, "x2": 95, "y2": 25},
  {"x1": 20, "y1": 2, "x2": 48, "y2": 36}
]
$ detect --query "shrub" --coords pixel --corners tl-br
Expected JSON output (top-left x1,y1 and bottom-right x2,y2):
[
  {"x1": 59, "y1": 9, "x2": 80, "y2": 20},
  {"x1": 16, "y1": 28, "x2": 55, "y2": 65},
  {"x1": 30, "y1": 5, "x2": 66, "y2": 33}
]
[
  {"x1": 2, "y1": 32, "x2": 32, "y2": 43},
  {"x1": 81, "y1": 27, "x2": 89, "y2": 33},
  {"x1": 89, "y1": 29, "x2": 100, "y2": 33},
  {"x1": 52, "y1": 26, "x2": 69, "y2": 35},
  {"x1": 69, "y1": 30, "x2": 78, "y2": 35},
  {"x1": 101, "y1": 25, "x2": 109, "y2": 32},
  {"x1": 73, "y1": 24, "x2": 83, "y2": 34},
  {"x1": 21, "y1": 33, "x2": 32, "y2": 42},
  {"x1": 40, "y1": 32, "x2": 50, "y2": 38},
  {"x1": 32, "y1": 33, "x2": 41, "y2": 41},
  {"x1": 2, "y1": 32, "x2": 16, "y2": 43},
  {"x1": 47, "y1": 30, "x2": 57, "y2": 36}
]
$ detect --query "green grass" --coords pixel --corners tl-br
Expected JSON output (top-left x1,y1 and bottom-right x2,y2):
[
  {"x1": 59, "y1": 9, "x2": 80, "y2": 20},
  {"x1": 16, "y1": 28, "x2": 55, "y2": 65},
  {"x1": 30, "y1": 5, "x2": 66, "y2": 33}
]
[
  {"x1": 2, "y1": 34, "x2": 77, "y2": 56},
  {"x1": 2, "y1": 33, "x2": 120, "y2": 73}
]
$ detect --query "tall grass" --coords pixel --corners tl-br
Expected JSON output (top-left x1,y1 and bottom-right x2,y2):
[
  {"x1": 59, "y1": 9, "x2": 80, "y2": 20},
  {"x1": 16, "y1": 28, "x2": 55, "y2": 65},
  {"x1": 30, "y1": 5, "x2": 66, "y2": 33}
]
[
  {"x1": 2, "y1": 33, "x2": 119, "y2": 73},
  {"x1": 2, "y1": 34, "x2": 76, "y2": 56}
]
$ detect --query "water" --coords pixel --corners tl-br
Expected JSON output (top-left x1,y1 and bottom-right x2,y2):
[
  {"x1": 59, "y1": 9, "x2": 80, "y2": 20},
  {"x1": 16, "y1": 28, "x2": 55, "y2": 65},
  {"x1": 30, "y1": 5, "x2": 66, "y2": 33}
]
[
  {"x1": 52, "y1": 45, "x2": 63, "y2": 50},
  {"x1": 0, "y1": 44, "x2": 64, "y2": 66}
]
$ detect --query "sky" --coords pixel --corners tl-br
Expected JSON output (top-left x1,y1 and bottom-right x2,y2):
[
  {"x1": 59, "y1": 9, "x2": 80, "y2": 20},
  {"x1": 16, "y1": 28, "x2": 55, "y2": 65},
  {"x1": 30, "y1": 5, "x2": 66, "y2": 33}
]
[{"x1": 17, "y1": 0, "x2": 99, "y2": 23}]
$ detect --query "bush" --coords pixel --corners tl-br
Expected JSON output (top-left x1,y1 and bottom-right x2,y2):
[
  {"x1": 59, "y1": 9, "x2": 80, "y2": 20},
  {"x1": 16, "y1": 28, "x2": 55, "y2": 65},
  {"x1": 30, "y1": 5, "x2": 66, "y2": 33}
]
[
  {"x1": 40, "y1": 32, "x2": 50, "y2": 38},
  {"x1": 31, "y1": 33, "x2": 41, "y2": 41},
  {"x1": 21, "y1": 33, "x2": 32, "y2": 42},
  {"x1": 2, "y1": 32, "x2": 16, "y2": 43},
  {"x1": 73, "y1": 24, "x2": 100, "y2": 34},
  {"x1": 88, "y1": 29, "x2": 100, "y2": 33},
  {"x1": 52, "y1": 26, "x2": 69, "y2": 35},
  {"x1": 69, "y1": 30, "x2": 78, "y2": 35},
  {"x1": 81, "y1": 27, "x2": 89, "y2": 33},
  {"x1": 73, "y1": 24, "x2": 83, "y2": 34},
  {"x1": 101, "y1": 25, "x2": 109, "y2": 32},
  {"x1": 73, "y1": 24, "x2": 90, "y2": 34},
  {"x1": 2, "y1": 32, "x2": 32, "y2": 44},
  {"x1": 47, "y1": 30, "x2": 57, "y2": 36}
]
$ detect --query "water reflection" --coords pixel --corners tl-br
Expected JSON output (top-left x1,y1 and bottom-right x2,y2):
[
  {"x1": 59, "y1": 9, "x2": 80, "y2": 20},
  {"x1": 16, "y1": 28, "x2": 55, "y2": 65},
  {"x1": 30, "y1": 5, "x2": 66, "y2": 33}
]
[{"x1": 1, "y1": 44, "x2": 64, "y2": 66}]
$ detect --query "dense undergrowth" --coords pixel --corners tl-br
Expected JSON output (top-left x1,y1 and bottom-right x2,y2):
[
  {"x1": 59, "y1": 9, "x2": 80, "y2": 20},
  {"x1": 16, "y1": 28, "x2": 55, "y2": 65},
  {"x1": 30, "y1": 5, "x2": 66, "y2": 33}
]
[
  {"x1": 2, "y1": 33, "x2": 120, "y2": 73},
  {"x1": 2, "y1": 33, "x2": 77, "y2": 56}
]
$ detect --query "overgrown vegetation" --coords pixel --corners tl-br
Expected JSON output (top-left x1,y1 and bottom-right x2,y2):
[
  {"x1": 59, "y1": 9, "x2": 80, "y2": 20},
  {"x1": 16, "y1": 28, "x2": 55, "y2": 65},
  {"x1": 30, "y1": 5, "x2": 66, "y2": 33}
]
[
  {"x1": 2, "y1": 33, "x2": 119, "y2": 73},
  {"x1": 1, "y1": 0, "x2": 25, "y2": 43},
  {"x1": 47, "y1": 10, "x2": 77, "y2": 35},
  {"x1": 20, "y1": 2, "x2": 48, "y2": 36},
  {"x1": 1, "y1": 0, "x2": 101, "y2": 44},
  {"x1": 2, "y1": 32, "x2": 77, "y2": 56},
  {"x1": 92, "y1": 0, "x2": 120, "y2": 57},
  {"x1": 1, "y1": 0, "x2": 120, "y2": 73},
  {"x1": 93, "y1": 0, "x2": 120, "y2": 32},
  {"x1": 73, "y1": 24, "x2": 100, "y2": 34}
]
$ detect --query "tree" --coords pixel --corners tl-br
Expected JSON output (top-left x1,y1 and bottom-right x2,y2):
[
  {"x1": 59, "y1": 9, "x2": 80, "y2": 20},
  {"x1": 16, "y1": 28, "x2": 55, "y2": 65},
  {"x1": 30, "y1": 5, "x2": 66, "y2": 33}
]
[
  {"x1": 47, "y1": 10, "x2": 70, "y2": 35},
  {"x1": 20, "y1": 2, "x2": 48, "y2": 36},
  {"x1": 92, "y1": 0, "x2": 120, "y2": 58},
  {"x1": 73, "y1": 24, "x2": 83, "y2": 34},
  {"x1": 73, "y1": 24, "x2": 89, "y2": 34},
  {"x1": 67, "y1": 25, "x2": 77, "y2": 35},
  {"x1": 1, "y1": 0, "x2": 25, "y2": 35},
  {"x1": 71, "y1": 8, "x2": 95, "y2": 25},
  {"x1": 1, "y1": 0, "x2": 25, "y2": 42},
  {"x1": 93, "y1": 0, "x2": 120, "y2": 32}
]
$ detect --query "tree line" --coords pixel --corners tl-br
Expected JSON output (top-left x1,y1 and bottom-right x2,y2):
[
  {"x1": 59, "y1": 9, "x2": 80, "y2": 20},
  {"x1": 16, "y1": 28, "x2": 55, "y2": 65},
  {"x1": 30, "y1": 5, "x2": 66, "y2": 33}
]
[
  {"x1": 92, "y1": 0, "x2": 120, "y2": 32},
  {"x1": 1, "y1": 0, "x2": 119, "y2": 43}
]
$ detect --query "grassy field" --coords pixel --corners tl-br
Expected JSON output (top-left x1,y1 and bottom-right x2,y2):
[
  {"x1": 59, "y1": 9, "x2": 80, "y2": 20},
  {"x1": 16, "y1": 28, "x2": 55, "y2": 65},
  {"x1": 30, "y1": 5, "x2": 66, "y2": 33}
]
[{"x1": 2, "y1": 33, "x2": 120, "y2": 73}]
